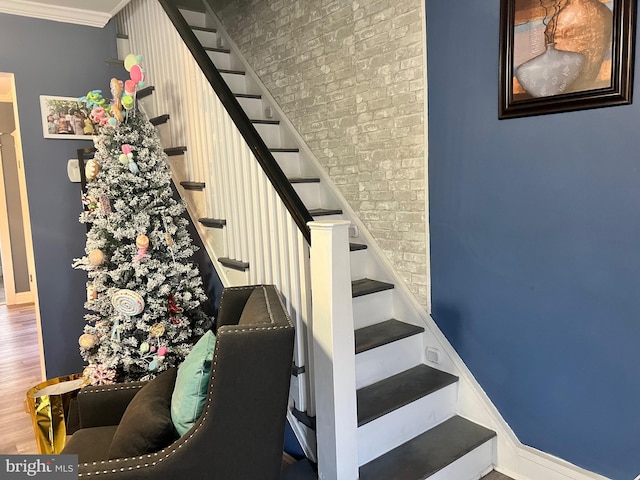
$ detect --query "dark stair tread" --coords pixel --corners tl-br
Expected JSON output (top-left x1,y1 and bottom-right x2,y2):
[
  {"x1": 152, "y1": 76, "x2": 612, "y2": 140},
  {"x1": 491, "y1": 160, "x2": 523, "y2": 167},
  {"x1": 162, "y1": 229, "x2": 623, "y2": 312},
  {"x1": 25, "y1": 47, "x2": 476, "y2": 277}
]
[
  {"x1": 190, "y1": 25, "x2": 217, "y2": 33},
  {"x1": 218, "y1": 69, "x2": 246, "y2": 75},
  {"x1": 251, "y1": 119, "x2": 280, "y2": 125},
  {"x1": 235, "y1": 93, "x2": 262, "y2": 99},
  {"x1": 349, "y1": 243, "x2": 368, "y2": 252},
  {"x1": 218, "y1": 257, "x2": 250, "y2": 271},
  {"x1": 164, "y1": 146, "x2": 187, "y2": 156},
  {"x1": 309, "y1": 208, "x2": 343, "y2": 217},
  {"x1": 149, "y1": 114, "x2": 170, "y2": 126},
  {"x1": 357, "y1": 365, "x2": 458, "y2": 426},
  {"x1": 289, "y1": 177, "x2": 320, "y2": 184},
  {"x1": 180, "y1": 181, "x2": 205, "y2": 191},
  {"x1": 204, "y1": 46, "x2": 231, "y2": 54},
  {"x1": 270, "y1": 148, "x2": 299, "y2": 153},
  {"x1": 198, "y1": 218, "x2": 226, "y2": 228},
  {"x1": 117, "y1": 33, "x2": 129, "y2": 39},
  {"x1": 291, "y1": 408, "x2": 316, "y2": 430},
  {"x1": 355, "y1": 319, "x2": 425, "y2": 355},
  {"x1": 351, "y1": 278, "x2": 394, "y2": 298},
  {"x1": 137, "y1": 86, "x2": 155, "y2": 99},
  {"x1": 359, "y1": 416, "x2": 496, "y2": 480}
]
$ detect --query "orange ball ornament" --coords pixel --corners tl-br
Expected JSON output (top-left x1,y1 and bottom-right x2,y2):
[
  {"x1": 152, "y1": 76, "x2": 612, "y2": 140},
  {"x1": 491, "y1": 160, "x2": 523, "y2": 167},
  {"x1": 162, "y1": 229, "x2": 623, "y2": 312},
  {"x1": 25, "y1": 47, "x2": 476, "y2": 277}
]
[
  {"x1": 88, "y1": 249, "x2": 105, "y2": 266},
  {"x1": 79, "y1": 333, "x2": 96, "y2": 349},
  {"x1": 136, "y1": 234, "x2": 149, "y2": 249}
]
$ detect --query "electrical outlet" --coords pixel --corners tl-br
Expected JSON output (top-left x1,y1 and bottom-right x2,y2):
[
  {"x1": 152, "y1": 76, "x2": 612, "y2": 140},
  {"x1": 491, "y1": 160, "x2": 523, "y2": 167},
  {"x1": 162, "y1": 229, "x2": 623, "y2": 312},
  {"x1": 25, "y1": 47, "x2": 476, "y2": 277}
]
[
  {"x1": 348, "y1": 224, "x2": 358, "y2": 238},
  {"x1": 426, "y1": 347, "x2": 441, "y2": 364},
  {"x1": 264, "y1": 106, "x2": 273, "y2": 119}
]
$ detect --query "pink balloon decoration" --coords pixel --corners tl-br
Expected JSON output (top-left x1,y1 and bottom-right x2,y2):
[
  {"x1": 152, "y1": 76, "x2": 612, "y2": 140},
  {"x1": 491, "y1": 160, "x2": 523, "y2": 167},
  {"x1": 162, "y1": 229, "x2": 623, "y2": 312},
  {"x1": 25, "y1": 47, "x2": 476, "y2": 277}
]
[
  {"x1": 124, "y1": 80, "x2": 136, "y2": 96},
  {"x1": 130, "y1": 65, "x2": 144, "y2": 84},
  {"x1": 122, "y1": 144, "x2": 132, "y2": 155}
]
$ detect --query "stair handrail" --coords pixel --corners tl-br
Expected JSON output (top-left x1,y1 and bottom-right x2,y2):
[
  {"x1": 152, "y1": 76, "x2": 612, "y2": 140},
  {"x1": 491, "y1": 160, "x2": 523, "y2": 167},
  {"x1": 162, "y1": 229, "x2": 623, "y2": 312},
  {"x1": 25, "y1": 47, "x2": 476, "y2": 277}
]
[{"x1": 157, "y1": 0, "x2": 313, "y2": 243}]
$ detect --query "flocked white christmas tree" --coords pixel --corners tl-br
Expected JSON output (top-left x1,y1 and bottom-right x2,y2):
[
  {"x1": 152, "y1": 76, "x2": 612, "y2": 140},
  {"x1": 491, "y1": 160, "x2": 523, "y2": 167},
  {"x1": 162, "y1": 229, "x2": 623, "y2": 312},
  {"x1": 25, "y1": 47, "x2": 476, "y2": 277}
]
[{"x1": 73, "y1": 57, "x2": 211, "y2": 385}]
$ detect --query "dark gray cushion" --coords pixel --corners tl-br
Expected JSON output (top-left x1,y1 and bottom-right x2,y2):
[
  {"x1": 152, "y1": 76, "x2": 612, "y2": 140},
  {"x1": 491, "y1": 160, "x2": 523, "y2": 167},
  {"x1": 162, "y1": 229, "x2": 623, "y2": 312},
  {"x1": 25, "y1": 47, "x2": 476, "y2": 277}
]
[
  {"x1": 108, "y1": 368, "x2": 178, "y2": 459},
  {"x1": 63, "y1": 426, "x2": 118, "y2": 463},
  {"x1": 238, "y1": 287, "x2": 271, "y2": 325}
]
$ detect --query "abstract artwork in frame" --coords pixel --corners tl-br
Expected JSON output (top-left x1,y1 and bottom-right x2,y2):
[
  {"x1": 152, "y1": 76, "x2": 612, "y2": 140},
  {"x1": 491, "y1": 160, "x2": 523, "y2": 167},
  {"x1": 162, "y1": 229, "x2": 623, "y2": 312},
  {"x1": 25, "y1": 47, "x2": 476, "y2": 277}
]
[
  {"x1": 499, "y1": 0, "x2": 636, "y2": 119},
  {"x1": 40, "y1": 95, "x2": 97, "y2": 140}
]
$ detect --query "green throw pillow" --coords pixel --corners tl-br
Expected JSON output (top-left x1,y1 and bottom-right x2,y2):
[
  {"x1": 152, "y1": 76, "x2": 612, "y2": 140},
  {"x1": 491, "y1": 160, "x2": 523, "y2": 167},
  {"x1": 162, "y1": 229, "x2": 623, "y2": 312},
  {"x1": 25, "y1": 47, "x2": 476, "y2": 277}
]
[{"x1": 171, "y1": 330, "x2": 216, "y2": 436}]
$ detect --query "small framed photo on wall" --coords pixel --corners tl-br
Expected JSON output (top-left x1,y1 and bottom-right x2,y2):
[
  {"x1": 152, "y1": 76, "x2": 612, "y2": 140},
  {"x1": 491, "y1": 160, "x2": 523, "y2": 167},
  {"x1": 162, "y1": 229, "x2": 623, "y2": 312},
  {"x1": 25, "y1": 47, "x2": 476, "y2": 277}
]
[
  {"x1": 40, "y1": 95, "x2": 97, "y2": 140},
  {"x1": 498, "y1": 0, "x2": 636, "y2": 119}
]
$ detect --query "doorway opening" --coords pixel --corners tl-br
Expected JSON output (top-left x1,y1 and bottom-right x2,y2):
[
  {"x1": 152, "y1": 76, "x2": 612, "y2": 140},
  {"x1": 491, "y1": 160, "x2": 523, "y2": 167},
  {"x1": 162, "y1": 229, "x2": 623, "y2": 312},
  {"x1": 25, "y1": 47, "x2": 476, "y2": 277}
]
[{"x1": 0, "y1": 72, "x2": 35, "y2": 306}]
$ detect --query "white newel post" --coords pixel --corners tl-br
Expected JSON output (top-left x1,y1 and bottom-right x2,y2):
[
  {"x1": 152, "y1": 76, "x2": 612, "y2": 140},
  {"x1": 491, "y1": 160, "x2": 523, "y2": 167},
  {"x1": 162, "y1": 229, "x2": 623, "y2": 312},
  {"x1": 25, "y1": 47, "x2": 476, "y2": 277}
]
[{"x1": 309, "y1": 220, "x2": 359, "y2": 480}]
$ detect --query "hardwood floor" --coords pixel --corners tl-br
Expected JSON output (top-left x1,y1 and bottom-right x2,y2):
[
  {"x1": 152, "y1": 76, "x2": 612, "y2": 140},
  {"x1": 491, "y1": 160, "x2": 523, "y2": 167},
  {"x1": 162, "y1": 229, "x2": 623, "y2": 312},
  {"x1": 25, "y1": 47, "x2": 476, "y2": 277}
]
[{"x1": 0, "y1": 303, "x2": 42, "y2": 454}]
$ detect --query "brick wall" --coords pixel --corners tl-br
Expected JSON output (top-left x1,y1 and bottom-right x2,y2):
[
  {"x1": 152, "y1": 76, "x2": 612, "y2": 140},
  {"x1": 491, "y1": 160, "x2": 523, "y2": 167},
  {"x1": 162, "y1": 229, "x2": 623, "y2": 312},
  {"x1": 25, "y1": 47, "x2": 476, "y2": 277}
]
[{"x1": 209, "y1": 0, "x2": 428, "y2": 307}]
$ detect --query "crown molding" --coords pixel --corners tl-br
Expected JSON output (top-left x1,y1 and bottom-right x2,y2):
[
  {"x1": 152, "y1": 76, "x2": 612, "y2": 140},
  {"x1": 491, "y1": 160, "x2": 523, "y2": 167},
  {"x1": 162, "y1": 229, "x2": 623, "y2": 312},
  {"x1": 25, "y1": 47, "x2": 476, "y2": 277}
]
[{"x1": 0, "y1": 0, "x2": 131, "y2": 28}]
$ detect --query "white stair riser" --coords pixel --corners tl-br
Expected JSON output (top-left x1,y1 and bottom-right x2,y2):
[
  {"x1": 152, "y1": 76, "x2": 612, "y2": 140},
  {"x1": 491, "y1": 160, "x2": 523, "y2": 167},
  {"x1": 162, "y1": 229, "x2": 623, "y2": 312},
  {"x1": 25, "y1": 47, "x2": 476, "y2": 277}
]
[
  {"x1": 179, "y1": 9, "x2": 207, "y2": 28},
  {"x1": 253, "y1": 123, "x2": 282, "y2": 148},
  {"x1": 182, "y1": 190, "x2": 206, "y2": 215},
  {"x1": 117, "y1": 37, "x2": 130, "y2": 60},
  {"x1": 207, "y1": 50, "x2": 231, "y2": 70},
  {"x1": 138, "y1": 97, "x2": 156, "y2": 120},
  {"x1": 355, "y1": 335, "x2": 424, "y2": 389},
  {"x1": 292, "y1": 182, "x2": 322, "y2": 210},
  {"x1": 166, "y1": 156, "x2": 188, "y2": 184},
  {"x1": 272, "y1": 151, "x2": 302, "y2": 177},
  {"x1": 428, "y1": 439, "x2": 495, "y2": 480},
  {"x1": 353, "y1": 290, "x2": 394, "y2": 329},
  {"x1": 311, "y1": 213, "x2": 343, "y2": 222},
  {"x1": 201, "y1": 227, "x2": 226, "y2": 261},
  {"x1": 155, "y1": 122, "x2": 171, "y2": 147},
  {"x1": 222, "y1": 73, "x2": 248, "y2": 94},
  {"x1": 358, "y1": 384, "x2": 458, "y2": 466},
  {"x1": 350, "y1": 249, "x2": 368, "y2": 281},
  {"x1": 237, "y1": 97, "x2": 264, "y2": 119},
  {"x1": 221, "y1": 266, "x2": 250, "y2": 286},
  {"x1": 193, "y1": 29, "x2": 218, "y2": 47}
]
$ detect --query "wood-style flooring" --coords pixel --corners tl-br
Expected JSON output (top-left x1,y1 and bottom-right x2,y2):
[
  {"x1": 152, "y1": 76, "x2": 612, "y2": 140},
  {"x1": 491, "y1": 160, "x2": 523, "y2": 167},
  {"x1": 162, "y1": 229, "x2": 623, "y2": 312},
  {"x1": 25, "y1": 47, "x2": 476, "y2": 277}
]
[{"x1": 0, "y1": 303, "x2": 42, "y2": 454}]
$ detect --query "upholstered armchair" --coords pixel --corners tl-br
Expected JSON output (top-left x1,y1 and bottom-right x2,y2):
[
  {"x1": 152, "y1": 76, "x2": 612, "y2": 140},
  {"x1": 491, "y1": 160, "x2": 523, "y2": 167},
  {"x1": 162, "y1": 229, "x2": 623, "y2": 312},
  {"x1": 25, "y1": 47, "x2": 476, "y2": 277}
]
[{"x1": 62, "y1": 285, "x2": 295, "y2": 479}]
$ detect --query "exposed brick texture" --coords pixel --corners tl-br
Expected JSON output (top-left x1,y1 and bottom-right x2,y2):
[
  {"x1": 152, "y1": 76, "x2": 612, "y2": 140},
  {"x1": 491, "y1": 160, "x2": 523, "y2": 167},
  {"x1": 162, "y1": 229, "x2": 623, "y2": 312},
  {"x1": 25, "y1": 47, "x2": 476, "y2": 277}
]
[{"x1": 208, "y1": 0, "x2": 428, "y2": 307}]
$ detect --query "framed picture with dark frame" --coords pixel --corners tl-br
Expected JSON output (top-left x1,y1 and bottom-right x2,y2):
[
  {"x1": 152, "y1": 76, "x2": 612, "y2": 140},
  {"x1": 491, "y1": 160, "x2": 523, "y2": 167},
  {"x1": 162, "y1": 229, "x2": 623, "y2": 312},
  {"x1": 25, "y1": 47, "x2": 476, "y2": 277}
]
[{"x1": 499, "y1": 0, "x2": 636, "y2": 119}]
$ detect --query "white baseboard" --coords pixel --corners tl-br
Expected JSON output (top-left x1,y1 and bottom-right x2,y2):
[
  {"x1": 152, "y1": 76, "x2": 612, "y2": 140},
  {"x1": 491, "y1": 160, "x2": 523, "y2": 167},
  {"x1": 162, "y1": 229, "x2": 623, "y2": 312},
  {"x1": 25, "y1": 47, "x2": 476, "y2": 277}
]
[
  {"x1": 497, "y1": 444, "x2": 611, "y2": 480},
  {"x1": 13, "y1": 291, "x2": 33, "y2": 305}
]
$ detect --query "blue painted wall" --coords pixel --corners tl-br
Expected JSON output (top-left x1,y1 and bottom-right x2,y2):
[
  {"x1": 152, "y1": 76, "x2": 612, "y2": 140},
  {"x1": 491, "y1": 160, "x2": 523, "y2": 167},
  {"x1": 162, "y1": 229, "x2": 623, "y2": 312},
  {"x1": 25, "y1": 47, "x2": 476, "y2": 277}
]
[
  {"x1": 0, "y1": 13, "x2": 121, "y2": 378},
  {"x1": 426, "y1": 1, "x2": 640, "y2": 479}
]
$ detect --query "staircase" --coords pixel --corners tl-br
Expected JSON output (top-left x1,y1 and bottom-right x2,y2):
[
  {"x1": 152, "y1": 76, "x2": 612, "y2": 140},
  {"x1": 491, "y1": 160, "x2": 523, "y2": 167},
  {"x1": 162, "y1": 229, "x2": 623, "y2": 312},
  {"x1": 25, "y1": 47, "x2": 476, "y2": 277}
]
[{"x1": 116, "y1": 1, "x2": 498, "y2": 478}]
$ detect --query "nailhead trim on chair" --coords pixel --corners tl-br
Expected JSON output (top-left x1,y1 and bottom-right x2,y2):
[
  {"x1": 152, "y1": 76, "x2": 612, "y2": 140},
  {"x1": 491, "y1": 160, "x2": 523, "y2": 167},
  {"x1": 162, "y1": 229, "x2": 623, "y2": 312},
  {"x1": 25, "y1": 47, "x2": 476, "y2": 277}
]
[
  {"x1": 78, "y1": 286, "x2": 293, "y2": 476},
  {"x1": 79, "y1": 384, "x2": 144, "y2": 395}
]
